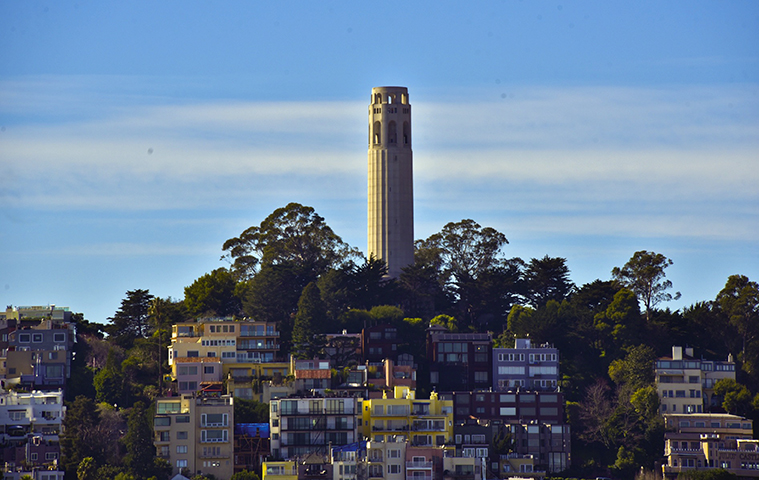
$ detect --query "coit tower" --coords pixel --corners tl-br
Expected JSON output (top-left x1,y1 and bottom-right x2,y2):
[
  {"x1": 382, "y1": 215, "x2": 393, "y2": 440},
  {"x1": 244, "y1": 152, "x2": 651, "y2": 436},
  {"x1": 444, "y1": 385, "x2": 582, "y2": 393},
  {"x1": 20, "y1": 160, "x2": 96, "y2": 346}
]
[{"x1": 367, "y1": 86, "x2": 414, "y2": 278}]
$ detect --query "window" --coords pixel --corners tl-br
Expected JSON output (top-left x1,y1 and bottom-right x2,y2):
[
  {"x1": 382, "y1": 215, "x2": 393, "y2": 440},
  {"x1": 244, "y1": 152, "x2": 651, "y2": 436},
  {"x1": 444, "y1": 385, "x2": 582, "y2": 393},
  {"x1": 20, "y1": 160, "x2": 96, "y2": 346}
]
[
  {"x1": 201, "y1": 413, "x2": 228, "y2": 427},
  {"x1": 474, "y1": 371, "x2": 488, "y2": 382},
  {"x1": 18, "y1": 333, "x2": 30, "y2": 343},
  {"x1": 187, "y1": 350, "x2": 199, "y2": 357},
  {"x1": 388, "y1": 464, "x2": 401, "y2": 474},
  {"x1": 177, "y1": 431, "x2": 188, "y2": 440},
  {"x1": 177, "y1": 459, "x2": 188, "y2": 468},
  {"x1": 204, "y1": 366, "x2": 215, "y2": 374},
  {"x1": 157, "y1": 402, "x2": 181, "y2": 414},
  {"x1": 32, "y1": 333, "x2": 43, "y2": 343},
  {"x1": 177, "y1": 445, "x2": 188, "y2": 454},
  {"x1": 176, "y1": 415, "x2": 190, "y2": 423},
  {"x1": 45, "y1": 452, "x2": 58, "y2": 460},
  {"x1": 154, "y1": 417, "x2": 171, "y2": 427},
  {"x1": 201, "y1": 429, "x2": 228, "y2": 443},
  {"x1": 158, "y1": 431, "x2": 170, "y2": 441},
  {"x1": 48, "y1": 351, "x2": 58, "y2": 360},
  {"x1": 53, "y1": 333, "x2": 66, "y2": 342}
]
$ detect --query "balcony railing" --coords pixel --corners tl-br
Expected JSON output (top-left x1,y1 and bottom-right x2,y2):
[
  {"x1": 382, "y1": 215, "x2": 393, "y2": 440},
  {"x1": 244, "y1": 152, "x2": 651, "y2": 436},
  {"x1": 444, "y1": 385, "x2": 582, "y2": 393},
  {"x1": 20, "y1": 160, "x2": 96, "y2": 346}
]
[{"x1": 406, "y1": 461, "x2": 433, "y2": 469}]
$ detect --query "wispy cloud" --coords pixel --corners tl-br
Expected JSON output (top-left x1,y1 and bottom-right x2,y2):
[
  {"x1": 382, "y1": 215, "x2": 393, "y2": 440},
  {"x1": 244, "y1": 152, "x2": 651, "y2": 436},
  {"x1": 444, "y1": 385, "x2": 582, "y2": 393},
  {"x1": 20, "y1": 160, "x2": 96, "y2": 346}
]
[{"x1": 1, "y1": 78, "x2": 757, "y2": 245}]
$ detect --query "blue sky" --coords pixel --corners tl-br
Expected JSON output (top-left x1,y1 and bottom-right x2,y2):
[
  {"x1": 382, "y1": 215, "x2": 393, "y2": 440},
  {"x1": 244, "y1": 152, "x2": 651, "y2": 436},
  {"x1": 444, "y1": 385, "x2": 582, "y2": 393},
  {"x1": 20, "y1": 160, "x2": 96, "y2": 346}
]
[{"x1": 1, "y1": 1, "x2": 757, "y2": 324}]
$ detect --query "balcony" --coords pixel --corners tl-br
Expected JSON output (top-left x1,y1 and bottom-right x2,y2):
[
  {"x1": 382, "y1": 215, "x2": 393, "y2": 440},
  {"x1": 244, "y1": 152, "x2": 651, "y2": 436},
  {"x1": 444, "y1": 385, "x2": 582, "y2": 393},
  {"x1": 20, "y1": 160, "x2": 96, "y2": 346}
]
[
  {"x1": 406, "y1": 461, "x2": 433, "y2": 469},
  {"x1": 406, "y1": 476, "x2": 432, "y2": 480}
]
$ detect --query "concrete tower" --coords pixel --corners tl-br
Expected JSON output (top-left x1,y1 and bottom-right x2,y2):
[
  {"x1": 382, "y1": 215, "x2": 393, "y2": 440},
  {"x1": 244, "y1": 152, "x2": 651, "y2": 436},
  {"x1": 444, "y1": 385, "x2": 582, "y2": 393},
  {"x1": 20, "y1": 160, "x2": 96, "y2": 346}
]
[{"x1": 367, "y1": 86, "x2": 414, "y2": 278}]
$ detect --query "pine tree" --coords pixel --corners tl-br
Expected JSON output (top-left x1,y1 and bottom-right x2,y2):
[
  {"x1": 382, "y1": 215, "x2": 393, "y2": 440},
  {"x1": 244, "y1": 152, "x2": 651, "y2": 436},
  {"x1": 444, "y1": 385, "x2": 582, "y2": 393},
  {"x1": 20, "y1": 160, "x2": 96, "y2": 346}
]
[{"x1": 292, "y1": 282, "x2": 327, "y2": 359}]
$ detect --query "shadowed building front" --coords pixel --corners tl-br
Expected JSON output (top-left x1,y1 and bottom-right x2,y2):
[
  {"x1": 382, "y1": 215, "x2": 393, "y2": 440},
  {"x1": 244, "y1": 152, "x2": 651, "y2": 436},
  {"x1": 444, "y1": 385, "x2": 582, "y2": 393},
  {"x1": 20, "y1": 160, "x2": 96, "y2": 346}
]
[{"x1": 367, "y1": 86, "x2": 414, "y2": 278}]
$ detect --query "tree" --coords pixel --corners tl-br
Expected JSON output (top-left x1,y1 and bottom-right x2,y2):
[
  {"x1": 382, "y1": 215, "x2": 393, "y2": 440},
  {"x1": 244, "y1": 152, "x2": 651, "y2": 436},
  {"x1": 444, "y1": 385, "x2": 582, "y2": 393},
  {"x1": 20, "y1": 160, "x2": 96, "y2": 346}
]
[
  {"x1": 106, "y1": 289, "x2": 154, "y2": 349},
  {"x1": 523, "y1": 255, "x2": 574, "y2": 308},
  {"x1": 612, "y1": 251, "x2": 680, "y2": 321},
  {"x1": 713, "y1": 378, "x2": 752, "y2": 416},
  {"x1": 415, "y1": 219, "x2": 514, "y2": 326},
  {"x1": 61, "y1": 396, "x2": 103, "y2": 480},
  {"x1": 292, "y1": 282, "x2": 327, "y2": 359},
  {"x1": 716, "y1": 275, "x2": 759, "y2": 357},
  {"x1": 94, "y1": 349, "x2": 125, "y2": 406},
  {"x1": 594, "y1": 288, "x2": 644, "y2": 359},
  {"x1": 232, "y1": 471, "x2": 261, "y2": 480},
  {"x1": 77, "y1": 457, "x2": 98, "y2": 480},
  {"x1": 221, "y1": 202, "x2": 359, "y2": 280},
  {"x1": 123, "y1": 402, "x2": 156, "y2": 479},
  {"x1": 235, "y1": 398, "x2": 270, "y2": 423},
  {"x1": 608, "y1": 345, "x2": 656, "y2": 392},
  {"x1": 184, "y1": 267, "x2": 242, "y2": 317}
]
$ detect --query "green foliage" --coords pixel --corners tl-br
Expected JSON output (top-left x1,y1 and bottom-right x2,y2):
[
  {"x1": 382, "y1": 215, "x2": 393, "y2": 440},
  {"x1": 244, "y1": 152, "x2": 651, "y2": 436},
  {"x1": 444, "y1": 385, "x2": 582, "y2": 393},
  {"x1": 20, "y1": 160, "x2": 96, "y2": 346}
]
[
  {"x1": 523, "y1": 255, "x2": 574, "y2": 308},
  {"x1": 235, "y1": 397, "x2": 270, "y2": 423},
  {"x1": 94, "y1": 349, "x2": 125, "y2": 405},
  {"x1": 113, "y1": 473, "x2": 136, "y2": 480},
  {"x1": 369, "y1": 305, "x2": 404, "y2": 325},
  {"x1": 61, "y1": 396, "x2": 104, "y2": 479},
  {"x1": 594, "y1": 288, "x2": 643, "y2": 358},
  {"x1": 713, "y1": 378, "x2": 752, "y2": 416},
  {"x1": 716, "y1": 275, "x2": 759, "y2": 360},
  {"x1": 77, "y1": 457, "x2": 97, "y2": 480},
  {"x1": 612, "y1": 250, "x2": 681, "y2": 320},
  {"x1": 231, "y1": 470, "x2": 262, "y2": 480},
  {"x1": 676, "y1": 469, "x2": 737, "y2": 480},
  {"x1": 507, "y1": 305, "x2": 534, "y2": 338},
  {"x1": 430, "y1": 314, "x2": 458, "y2": 332},
  {"x1": 608, "y1": 345, "x2": 656, "y2": 391},
  {"x1": 106, "y1": 289, "x2": 154, "y2": 349},
  {"x1": 184, "y1": 267, "x2": 242, "y2": 317},
  {"x1": 221, "y1": 202, "x2": 359, "y2": 279},
  {"x1": 292, "y1": 282, "x2": 328, "y2": 358},
  {"x1": 123, "y1": 402, "x2": 156, "y2": 479}
]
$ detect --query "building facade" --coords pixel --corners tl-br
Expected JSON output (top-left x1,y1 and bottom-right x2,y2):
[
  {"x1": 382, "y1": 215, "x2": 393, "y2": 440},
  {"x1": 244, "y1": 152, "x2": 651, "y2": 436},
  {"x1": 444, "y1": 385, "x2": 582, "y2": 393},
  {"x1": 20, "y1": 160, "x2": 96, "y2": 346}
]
[
  {"x1": 270, "y1": 394, "x2": 359, "y2": 459},
  {"x1": 427, "y1": 328, "x2": 492, "y2": 392},
  {"x1": 656, "y1": 346, "x2": 736, "y2": 415},
  {"x1": 493, "y1": 339, "x2": 560, "y2": 391},
  {"x1": 662, "y1": 413, "x2": 757, "y2": 478},
  {"x1": 367, "y1": 86, "x2": 414, "y2": 278},
  {"x1": 0, "y1": 389, "x2": 65, "y2": 475},
  {"x1": 154, "y1": 393, "x2": 235, "y2": 479},
  {"x1": 361, "y1": 386, "x2": 454, "y2": 446}
]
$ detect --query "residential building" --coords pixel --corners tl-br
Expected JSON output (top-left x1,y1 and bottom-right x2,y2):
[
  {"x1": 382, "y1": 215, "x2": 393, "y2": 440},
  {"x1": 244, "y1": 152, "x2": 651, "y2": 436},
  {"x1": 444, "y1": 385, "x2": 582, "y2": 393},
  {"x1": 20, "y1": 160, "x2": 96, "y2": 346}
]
[
  {"x1": 449, "y1": 390, "x2": 564, "y2": 425},
  {"x1": 154, "y1": 393, "x2": 234, "y2": 479},
  {"x1": 427, "y1": 327, "x2": 492, "y2": 392},
  {"x1": 0, "y1": 389, "x2": 65, "y2": 473},
  {"x1": 331, "y1": 441, "x2": 366, "y2": 480},
  {"x1": 656, "y1": 346, "x2": 736, "y2": 415},
  {"x1": 365, "y1": 437, "x2": 407, "y2": 480},
  {"x1": 493, "y1": 339, "x2": 560, "y2": 391},
  {"x1": 362, "y1": 324, "x2": 400, "y2": 365},
  {"x1": 4, "y1": 314, "x2": 75, "y2": 392},
  {"x1": 270, "y1": 394, "x2": 359, "y2": 459},
  {"x1": 662, "y1": 413, "x2": 757, "y2": 478},
  {"x1": 362, "y1": 386, "x2": 454, "y2": 446},
  {"x1": 169, "y1": 318, "x2": 282, "y2": 397},
  {"x1": 262, "y1": 460, "x2": 298, "y2": 480},
  {"x1": 509, "y1": 422, "x2": 571, "y2": 473}
]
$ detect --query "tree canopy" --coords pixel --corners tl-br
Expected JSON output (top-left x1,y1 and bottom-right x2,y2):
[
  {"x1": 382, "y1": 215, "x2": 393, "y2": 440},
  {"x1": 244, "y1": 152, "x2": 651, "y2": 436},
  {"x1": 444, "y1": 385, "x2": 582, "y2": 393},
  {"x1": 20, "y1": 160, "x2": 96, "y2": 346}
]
[{"x1": 612, "y1": 250, "x2": 680, "y2": 321}]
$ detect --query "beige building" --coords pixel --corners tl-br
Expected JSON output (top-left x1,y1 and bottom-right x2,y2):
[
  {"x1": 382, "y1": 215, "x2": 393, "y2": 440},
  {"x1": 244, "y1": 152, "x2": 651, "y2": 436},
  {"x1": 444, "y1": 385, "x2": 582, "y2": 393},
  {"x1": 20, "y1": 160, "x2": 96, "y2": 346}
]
[
  {"x1": 662, "y1": 413, "x2": 758, "y2": 478},
  {"x1": 154, "y1": 394, "x2": 234, "y2": 480},
  {"x1": 656, "y1": 346, "x2": 735, "y2": 414},
  {"x1": 367, "y1": 86, "x2": 414, "y2": 278}
]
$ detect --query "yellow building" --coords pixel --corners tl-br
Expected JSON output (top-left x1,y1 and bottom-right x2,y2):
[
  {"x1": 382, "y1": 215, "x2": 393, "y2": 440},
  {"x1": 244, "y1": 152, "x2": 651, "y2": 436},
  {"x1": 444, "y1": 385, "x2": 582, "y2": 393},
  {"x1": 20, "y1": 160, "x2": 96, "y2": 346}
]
[
  {"x1": 262, "y1": 460, "x2": 297, "y2": 480},
  {"x1": 362, "y1": 386, "x2": 453, "y2": 446}
]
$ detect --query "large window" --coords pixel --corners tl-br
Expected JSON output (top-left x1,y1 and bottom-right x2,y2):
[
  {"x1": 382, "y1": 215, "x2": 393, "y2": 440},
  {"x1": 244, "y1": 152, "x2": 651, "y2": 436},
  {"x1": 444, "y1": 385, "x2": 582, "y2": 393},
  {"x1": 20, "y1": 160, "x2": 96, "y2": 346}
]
[
  {"x1": 157, "y1": 402, "x2": 181, "y2": 414},
  {"x1": 201, "y1": 429, "x2": 228, "y2": 443},
  {"x1": 201, "y1": 413, "x2": 228, "y2": 427}
]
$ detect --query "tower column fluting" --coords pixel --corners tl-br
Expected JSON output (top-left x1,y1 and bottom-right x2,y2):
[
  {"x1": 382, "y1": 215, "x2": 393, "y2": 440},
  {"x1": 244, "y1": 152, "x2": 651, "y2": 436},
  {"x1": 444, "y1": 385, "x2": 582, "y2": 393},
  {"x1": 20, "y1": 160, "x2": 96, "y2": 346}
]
[{"x1": 367, "y1": 86, "x2": 414, "y2": 278}]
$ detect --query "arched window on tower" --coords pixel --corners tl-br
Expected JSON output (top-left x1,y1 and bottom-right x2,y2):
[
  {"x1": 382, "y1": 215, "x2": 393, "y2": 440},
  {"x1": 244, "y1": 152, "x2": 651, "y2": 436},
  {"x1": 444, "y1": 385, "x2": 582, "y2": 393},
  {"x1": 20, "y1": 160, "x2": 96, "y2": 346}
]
[
  {"x1": 401, "y1": 93, "x2": 408, "y2": 104},
  {"x1": 374, "y1": 121, "x2": 382, "y2": 144},
  {"x1": 403, "y1": 121, "x2": 410, "y2": 145},
  {"x1": 388, "y1": 121, "x2": 397, "y2": 144},
  {"x1": 374, "y1": 93, "x2": 382, "y2": 104},
  {"x1": 388, "y1": 94, "x2": 395, "y2": 104}
]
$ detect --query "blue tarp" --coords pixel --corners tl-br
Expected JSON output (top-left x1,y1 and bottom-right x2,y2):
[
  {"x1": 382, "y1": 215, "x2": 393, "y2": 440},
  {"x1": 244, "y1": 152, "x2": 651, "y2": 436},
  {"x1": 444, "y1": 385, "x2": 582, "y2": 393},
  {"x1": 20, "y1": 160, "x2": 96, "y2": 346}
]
[{"x1": 235, "y1": 423, "x2": 270, "y2": 438}]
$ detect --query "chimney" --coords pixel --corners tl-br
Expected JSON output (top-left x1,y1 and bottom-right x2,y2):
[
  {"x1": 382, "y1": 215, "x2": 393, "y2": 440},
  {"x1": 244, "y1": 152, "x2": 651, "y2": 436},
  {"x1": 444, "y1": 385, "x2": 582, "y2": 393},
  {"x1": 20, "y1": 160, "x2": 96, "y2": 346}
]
[
  {"x1": 672, "y1": 346, "x2": 683, "y2": 360},
  {"x1": 685, "y1": 347, "x2": 694, "y2": 358}
]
